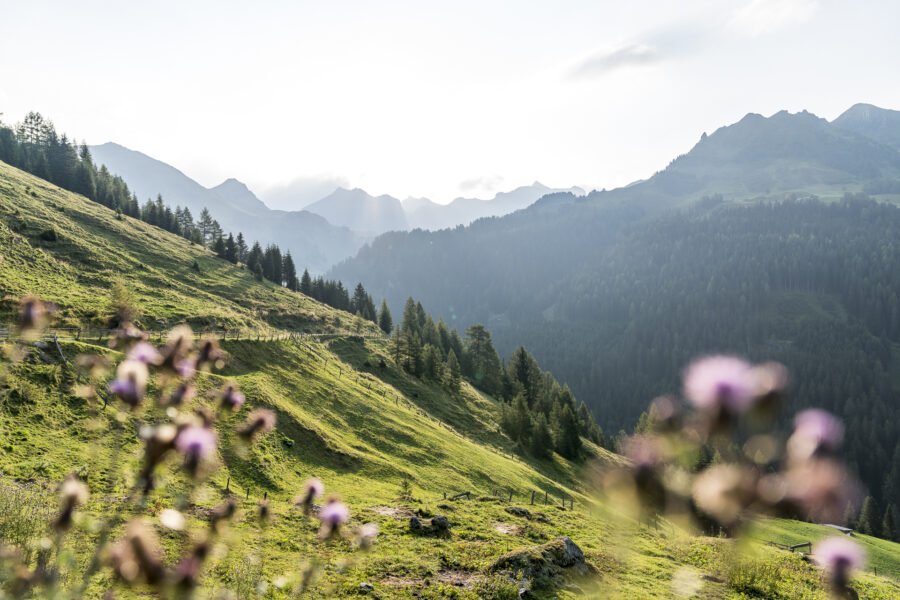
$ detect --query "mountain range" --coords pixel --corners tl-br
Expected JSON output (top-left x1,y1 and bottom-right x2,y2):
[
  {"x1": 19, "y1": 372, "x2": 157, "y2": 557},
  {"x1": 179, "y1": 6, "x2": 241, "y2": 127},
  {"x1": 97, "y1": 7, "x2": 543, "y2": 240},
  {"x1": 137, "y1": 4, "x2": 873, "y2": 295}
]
[
  {"x1": 89, "y1": 143, "x2": 575, "y2": 269},
  {"x1": 329, "y1": 103, "x2": 900, "y2": 512}
]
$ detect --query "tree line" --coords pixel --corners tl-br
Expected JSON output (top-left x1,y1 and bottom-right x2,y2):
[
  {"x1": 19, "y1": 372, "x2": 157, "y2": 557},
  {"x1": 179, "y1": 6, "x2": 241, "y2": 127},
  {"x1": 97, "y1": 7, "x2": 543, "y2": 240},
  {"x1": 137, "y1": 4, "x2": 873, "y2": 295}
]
[{"x1": 389, "y1": 296, "x2": 603, "y2": 461}]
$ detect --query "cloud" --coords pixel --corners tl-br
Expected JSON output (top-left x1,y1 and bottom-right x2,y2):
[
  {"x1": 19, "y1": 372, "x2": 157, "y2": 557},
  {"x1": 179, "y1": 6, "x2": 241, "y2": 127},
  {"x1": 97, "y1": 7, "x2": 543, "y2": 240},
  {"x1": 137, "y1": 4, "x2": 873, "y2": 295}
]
[
  {"x1": 569, "y1": 43, "x2": 660, "y2": 79},
  {"x1": 459, "y1": 174, "x2": 504, "y2": 193},
  {"x1": 729, "y1": 0, "x2": 819, "y2": 36}
]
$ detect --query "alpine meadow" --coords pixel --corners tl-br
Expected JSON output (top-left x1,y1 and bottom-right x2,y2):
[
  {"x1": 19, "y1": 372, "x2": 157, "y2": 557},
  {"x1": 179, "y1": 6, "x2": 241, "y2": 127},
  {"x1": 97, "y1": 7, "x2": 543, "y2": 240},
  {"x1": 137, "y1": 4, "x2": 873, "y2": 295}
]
[{"x1": 2, "y1": 2, "x2": 900, "y2": 599}]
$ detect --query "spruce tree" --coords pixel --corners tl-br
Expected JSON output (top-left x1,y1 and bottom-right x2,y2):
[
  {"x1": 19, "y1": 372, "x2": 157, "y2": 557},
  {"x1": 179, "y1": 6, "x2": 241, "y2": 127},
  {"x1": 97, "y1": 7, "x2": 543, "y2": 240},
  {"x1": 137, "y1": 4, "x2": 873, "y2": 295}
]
[
  {"x1": 446, "y1": 349, "x2": 461, "y2": 392},
  {"x1": 555, "y1": 404, "x2": 582, "y2": 460},
  {"x1": 530, "y1": 413, "x2": 554, "y2": 459},
  {"x1": 197, "y1": 208, "x2": 215, "y2": 247},
  {"x1": 858, "y1": 496, "x2": 879, "y2": 535},
  {"x1": 401, "y1": 297, "x2": 419, "y2": 336},
  {"x1": 299, "y1": 269, "x2": 312, "y2": 295},
  {"x1": 283, "y1": 252, "x2": 299, "y2": 291},
  {"x1": 378, "y1": 299, "x2": 393, "y2": 334},
  {"x1": 236, "y1": 232, "x2": 248, "y2": 263},
  {"x1": 423, "y1": 344, "x2": 441, "y2": 380},
  {"x1": 883, "y1": 504, "x2": 897, "y2": 541},
  {"x1": 212, "y1": 235, "x2": 226, "y2": 259},
  {"x1": 224, "y1": 233, "x2": 238, "y2": 263}
]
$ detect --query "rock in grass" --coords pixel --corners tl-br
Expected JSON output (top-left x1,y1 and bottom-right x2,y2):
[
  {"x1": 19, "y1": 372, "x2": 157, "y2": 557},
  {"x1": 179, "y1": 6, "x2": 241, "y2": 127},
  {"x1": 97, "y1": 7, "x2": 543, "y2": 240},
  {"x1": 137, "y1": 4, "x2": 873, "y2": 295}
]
[
  {"x1": 409, "y1": 515, "x2": 423, "y2": 531},
  {"x1": 506, "y1": 506, "x2": 531, "y2": 518},
  {"x1": 358, "y1": 582, "x2": 374, "y2": 593},
  {"x1": 431, "y1": 515, "x2": 451, "y2": 531},
  {"x1": 488, "y1": 536, "x2": 593, "y2": 580}
]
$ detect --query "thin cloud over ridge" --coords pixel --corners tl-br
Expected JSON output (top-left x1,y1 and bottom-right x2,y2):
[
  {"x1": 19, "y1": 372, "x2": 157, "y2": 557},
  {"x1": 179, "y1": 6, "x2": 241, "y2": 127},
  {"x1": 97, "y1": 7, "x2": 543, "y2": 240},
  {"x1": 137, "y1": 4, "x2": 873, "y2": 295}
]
[{"x1": 569, "y1": 44, "x2": 660, "y2": 80}]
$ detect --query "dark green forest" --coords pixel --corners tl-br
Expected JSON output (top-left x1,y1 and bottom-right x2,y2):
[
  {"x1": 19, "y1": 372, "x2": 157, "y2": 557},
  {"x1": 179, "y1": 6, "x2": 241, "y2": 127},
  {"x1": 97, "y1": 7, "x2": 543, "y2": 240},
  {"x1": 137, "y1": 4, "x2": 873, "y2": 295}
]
[{"x1": 330, "y1": 194, "x2": 900, "y2": 526}]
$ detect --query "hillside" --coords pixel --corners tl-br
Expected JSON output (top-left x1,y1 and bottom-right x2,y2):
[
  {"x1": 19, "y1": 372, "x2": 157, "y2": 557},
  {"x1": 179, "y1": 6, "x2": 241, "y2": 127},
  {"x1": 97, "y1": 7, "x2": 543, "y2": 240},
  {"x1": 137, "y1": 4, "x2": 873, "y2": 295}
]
[
  {"x1": 88, "y1": 143, "x2": 366, "y2": 273},
  {"x1": 3, "y1": 161, "x2": 898, "y2": 599},
  {"x1": 328, "y1": 106, "x2": 900, "y2": 514}
]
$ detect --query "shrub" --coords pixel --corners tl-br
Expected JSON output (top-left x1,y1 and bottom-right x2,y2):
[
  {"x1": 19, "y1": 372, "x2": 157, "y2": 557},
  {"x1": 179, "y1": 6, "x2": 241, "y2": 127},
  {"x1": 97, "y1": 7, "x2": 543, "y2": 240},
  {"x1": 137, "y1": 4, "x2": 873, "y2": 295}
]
[{"x1": 39, "y1": 228, "x2": 58, "y2": 241}]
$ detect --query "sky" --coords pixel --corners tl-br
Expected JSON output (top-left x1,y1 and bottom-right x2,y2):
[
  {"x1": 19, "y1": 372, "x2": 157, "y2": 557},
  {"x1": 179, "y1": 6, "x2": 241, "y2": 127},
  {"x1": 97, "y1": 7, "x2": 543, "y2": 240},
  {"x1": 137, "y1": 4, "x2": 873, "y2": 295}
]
[{"x1": 2, "y1": 0, "x2": 899, "y2": 208}]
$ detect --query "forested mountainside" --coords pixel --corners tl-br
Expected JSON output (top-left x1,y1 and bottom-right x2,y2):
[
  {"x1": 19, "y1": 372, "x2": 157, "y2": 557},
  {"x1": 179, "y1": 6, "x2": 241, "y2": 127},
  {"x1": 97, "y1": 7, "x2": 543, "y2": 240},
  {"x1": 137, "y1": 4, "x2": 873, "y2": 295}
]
[
  {"x1": 329, "y1": 107, "x2": 900, "y2": 515},
  {"x1": 3, "y1": 147, "x2": 899, "y2": 600}
]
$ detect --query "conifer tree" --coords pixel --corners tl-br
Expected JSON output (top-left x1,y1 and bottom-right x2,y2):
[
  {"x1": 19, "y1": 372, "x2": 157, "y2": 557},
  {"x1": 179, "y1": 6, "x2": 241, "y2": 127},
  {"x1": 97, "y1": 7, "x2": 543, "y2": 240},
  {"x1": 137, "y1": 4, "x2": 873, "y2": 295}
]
[
  {"x1": 423, "y1": 344, "x2": 442, "y2": 380},
  {"x1": 378, "y1": 299, "x2": 393, "y2": 334},
  {"x1": 224, "y1": 233, "x2": 238, "y2": 263},
  {"x1": 858, "y1": 496, "x2": 879, "y2": 535},
  {"x1": 236, "y1": 232, "x2": 248, "y2": 263},
  {"x1": 883, "y1": 504, "x2": 897, "y2": 541},
  {"x1": 446, "y1": 349, "x2": 461, "y2": 392},
  {"x1": 283, "y1": 252, "x2": 299, "y2": 291},
  {"x1": 555, "y1": 404, "x2": 582, "y2": 460},
  {"x1": 299, "y1": 268, "x2": 312, "y2": 295},
  {"x1": 401, "y1": 297, "x2": 419, "y2": 336},
  {"x1": 212, "y1": 235, "x2": 226, "y2": 259},
  {"x1": 197, "y1": 208, "x2": 216, "y2": 247},
  {"x1": 530, "y1": 413, "x2": 554, "y2": 459}
]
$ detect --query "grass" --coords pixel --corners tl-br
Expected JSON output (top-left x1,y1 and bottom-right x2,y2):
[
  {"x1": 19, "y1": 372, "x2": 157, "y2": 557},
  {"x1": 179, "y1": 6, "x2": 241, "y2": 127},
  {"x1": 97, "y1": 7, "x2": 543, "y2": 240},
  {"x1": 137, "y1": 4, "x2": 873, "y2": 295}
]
[{"x1": 1, "y1": 159, "x2": 899, "y2": 598}]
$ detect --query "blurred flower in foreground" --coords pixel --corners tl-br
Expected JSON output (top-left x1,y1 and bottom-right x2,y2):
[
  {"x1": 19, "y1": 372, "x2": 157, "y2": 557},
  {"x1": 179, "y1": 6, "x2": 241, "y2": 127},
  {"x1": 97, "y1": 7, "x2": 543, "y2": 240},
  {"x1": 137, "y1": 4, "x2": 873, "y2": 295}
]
[
  {"x1": 318, "y1": 497, "x2": 350, "y2": 539},
  {"x1": 108, "y1": 359, "x2": 149, "y2": 408},
  {"x1": 683, "y1": 356, "x2": 757, "y2": 413},
  {"x1": 787, "y1": 409, "x2": 844, "y2": 463},
  {"x1": 53, "y1": 474, "x2": 89, "y2": 532},
  {"x1": 109, "y1": 519, "x2": 165, "y2": 586},
  {"x1": 296, "y1": 478, "x2": 325, "y2": 515},
  {"x1": 237, "y1": 408, "x2": 277, "y2": 443},
  {"x1": 194, "y1": 338, "x2": 224, "y2": 371},
  {"x1": 783, "y1": 459, "x2": 858, "y2": 524},
  {"x1": 691, "y1": 464, "x2": 758, "y2": 531},
  {"x1": 159, "y1": 325, "x2": 193, "y2": 375},
  {"x1": 17, "y1": 296, "x2": 47, "y2": 336},
  {"x1": 175, "y1": 425, "x2": 217, "y2": 477},
  {"x1": 127, "y1": 341, "x2": 161, "y2": 365},
  {"x1": 355, "y1": 523, "x2": 379, "y2": 551},
  {"x1": 218, "y1": 382, "x2": 245, "y2": 412},
  {"x1": 813, "y1": 536, "x2": 865, "y2": 598}
]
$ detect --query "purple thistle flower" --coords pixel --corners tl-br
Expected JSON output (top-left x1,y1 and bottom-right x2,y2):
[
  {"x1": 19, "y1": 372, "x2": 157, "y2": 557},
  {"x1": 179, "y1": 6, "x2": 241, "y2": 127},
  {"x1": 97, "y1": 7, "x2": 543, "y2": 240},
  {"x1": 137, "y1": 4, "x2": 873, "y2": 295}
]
[
  {"x1": 793, "y1": 409, "x2": 843, "y2": 450},
  {"x1": 176, "y1": 426, "x2": 217, "y2": 477},
  {"x1": 237, "y1": 408, "x2": 277, "y2": 442},
  {"x1": 319, "y1": 500, "x2": 350, "y2": 525},
  {"x1": 814, "y1": 536, "x2": 865, "y2": 592},
  {"x1": 683, "y1": 355, "x2": 757, "y2": 413},
  {"x1": 175, "y1": 426, "x2": 217, "y2": 459},
  {"x1": 218, "y1": 383, "x2": 245, "y2": 412},
  {"x1": 814, "y1": 536, "x2": 865, "y2": 571},
  {"x1": 128, "y1": 342, "x2": 161, "y2": 365},
  {"x1": 306, "y1": 478, "x2": 325, "y2": 499},
  {"x1": 108, "y1": 360, "x2": 148, "y2": 408},
  {"x1": 318, "y1": 497, "x2": 350, "y2": 539},
  {"x1": 176, "y1": 359, "x2": 196, "y2": 379}
]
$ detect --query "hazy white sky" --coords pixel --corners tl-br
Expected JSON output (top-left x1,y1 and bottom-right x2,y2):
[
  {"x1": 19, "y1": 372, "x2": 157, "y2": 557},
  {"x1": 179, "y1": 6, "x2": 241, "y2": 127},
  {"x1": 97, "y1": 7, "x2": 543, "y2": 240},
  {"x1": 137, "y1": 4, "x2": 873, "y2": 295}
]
[{"x1": 2, "y1": 0, "x2": 899, "y2": 206}]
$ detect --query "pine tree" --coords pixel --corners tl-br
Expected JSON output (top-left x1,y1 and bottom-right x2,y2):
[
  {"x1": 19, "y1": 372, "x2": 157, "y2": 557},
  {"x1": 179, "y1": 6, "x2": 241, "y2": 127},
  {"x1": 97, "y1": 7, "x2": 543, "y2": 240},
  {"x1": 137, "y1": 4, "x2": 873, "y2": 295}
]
[
  {"x1": 530, "y1": 413, "x2": 554, "y2": 459},
  {"x1": 299, "y1": 269, "x2": 312, "y2": 295},
  {"x1": 883, "y1": 504, "x2": 897, "y2": 541},
  {"x1": 858, "y1": 496, "x2": 879, "y2": 535},
  {"x1": 401, "y1": 297, "x2": 419, "y2": 336},
  {"x1": 236, "y1": 232, "x2": 248, "y2": 263},
  {"x1": 555, "y1": 404, "x2": 582, "y2": 460},
  {"x1": 283, "y1": 252, "x2": 299, "y2": 291},
  {"x1": 212, "y1": 235, "x2": 226, "y2": 259},
  {"x1": 464, "y1": 324, "x2": 502, "y2": 395},
  {"x1": 252, "y1": 262, "x2": 264, "y2": 281},
  {"x1": 445, "y1": 349, "x2": 461, "y2": 392},
  {"x1": 378, "y1": 299, "x2": 393, "y2": 334},
  {"x1": 423, "y1": 344, "x2": 442, "y2": 380},
  {"x1": 842, "y1": 501, "x2": 858, "y2": 529},
  {"x1": 197, "y1": 208, "x2": 216, "y2": 247},
  {"x1": 224, "y1": 233, "x2": 238, "y2": 263}
]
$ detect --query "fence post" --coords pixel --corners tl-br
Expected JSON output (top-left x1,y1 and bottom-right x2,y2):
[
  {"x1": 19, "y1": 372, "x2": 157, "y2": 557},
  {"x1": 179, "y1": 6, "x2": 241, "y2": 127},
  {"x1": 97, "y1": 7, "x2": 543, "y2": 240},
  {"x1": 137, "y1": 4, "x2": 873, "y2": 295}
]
[
  {"x1": 544, "y1": 491, "x2": 548, "y2": 504},
  {"x1": 508, "y1": 490, "x2": 512, "y2": 502},
  {"x1": 570, "y1": 498, "x2": 573, "y2": 510},
  {"x1": 530, "y1": 491, "x2": 535, "y2": 505},
  {"x1": 226, "y1": 477, "x2": 230, "y2": 493},
  {"x1": 76, "y1": 328, "x2": 81, "y2": 341}
]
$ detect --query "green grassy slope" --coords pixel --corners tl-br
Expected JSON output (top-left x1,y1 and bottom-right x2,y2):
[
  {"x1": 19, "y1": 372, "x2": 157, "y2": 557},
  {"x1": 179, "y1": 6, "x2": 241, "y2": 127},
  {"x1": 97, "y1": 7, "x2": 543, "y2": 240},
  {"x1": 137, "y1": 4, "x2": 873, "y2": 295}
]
[{"x1": 1, "y1": 160, "x2": 898, "y2": 599}]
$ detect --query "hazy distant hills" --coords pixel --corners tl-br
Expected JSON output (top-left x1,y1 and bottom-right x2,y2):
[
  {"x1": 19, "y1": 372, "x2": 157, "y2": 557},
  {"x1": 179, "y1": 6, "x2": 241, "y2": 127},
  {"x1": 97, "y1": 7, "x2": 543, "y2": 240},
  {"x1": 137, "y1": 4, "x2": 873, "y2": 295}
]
[
  {"x1": 833, "y1": 102, "x2": 900, "y2": 152},
  {"x1": 328, "y1": 105, "x2": 900, "y2": 509},
  {"x1": 89, "y1": 142, "x2": 367, "y2": 273},
  {"x1": 403, "y1": 183, "x2": 585, "y2": 231},
  {"x1": 303, "y1": 188, "x2": 409, "y2": 234}
]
